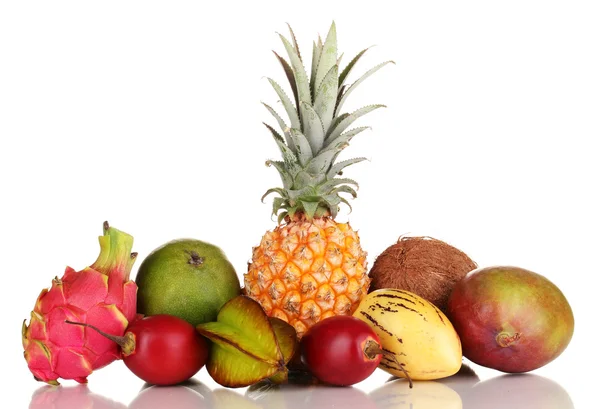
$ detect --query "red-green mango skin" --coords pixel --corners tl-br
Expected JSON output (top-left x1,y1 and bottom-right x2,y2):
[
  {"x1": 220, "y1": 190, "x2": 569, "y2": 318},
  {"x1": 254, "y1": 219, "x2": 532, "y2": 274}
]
[{"x1": 447, "y1": 266, "x2": 574, "y2": 373}]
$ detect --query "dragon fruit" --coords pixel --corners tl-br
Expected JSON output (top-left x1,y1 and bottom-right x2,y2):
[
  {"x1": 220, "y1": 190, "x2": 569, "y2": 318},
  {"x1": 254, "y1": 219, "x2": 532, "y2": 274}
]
[{"x1": 22, "y1": 222, "x2": 138, "y2": 385}]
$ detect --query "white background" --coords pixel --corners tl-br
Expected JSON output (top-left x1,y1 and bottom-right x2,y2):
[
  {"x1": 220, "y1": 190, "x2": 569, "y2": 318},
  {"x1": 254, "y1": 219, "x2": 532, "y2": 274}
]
[{"x1": 1, "y1": 1, "x2": 598, "y2": 407}]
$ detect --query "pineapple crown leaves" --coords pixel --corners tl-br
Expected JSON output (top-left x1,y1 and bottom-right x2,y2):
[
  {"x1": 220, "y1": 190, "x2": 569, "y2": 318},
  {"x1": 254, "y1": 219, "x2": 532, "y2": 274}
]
[{"x1": 262, "y1": 21, "x2": 393, "y2": 222}]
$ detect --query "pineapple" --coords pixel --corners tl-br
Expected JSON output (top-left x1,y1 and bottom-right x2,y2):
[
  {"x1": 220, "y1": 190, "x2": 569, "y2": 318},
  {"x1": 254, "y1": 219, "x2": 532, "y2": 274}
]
[{"x1": 244, "y1": 22, "x2": 392, "y2": 338}]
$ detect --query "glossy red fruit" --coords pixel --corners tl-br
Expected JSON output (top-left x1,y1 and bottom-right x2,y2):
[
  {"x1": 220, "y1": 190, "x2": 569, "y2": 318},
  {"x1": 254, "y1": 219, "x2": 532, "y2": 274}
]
[
  {"x1": 66, "y1": 314, "x2": 208, "y2": 385},
  {"x1": 300, "y1": 316, "x2": 382, "y2": 386}
]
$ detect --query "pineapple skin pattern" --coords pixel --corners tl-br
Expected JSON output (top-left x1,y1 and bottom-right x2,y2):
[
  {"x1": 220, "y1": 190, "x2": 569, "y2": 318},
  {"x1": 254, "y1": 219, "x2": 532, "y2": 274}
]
[
  {"x1": 245, "y1": 217, "x2": 369, "y2": 337},
  {"x1": 244, "y1": 22, "x2": 391, "y2": 338}
]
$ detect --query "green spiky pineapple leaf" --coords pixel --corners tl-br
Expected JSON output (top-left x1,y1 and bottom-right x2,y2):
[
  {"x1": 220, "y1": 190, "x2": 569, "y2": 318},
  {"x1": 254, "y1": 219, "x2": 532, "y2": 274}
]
[
  {"x1": 306, "y1": 128, "x2": 369, "y2": 177},
  {"x1": 328, "y1": 112, "x2": 350, "y2": 136},
  {"x1": 327, "y1": 104, "x2": 385, "y2": 142},
  {"x1": 310, "y1": 40, "x2": 321, "y2": 98},
  {"x1": 287, "y1": 128, "x2": 313, "y2": 167},
  {"x1": 337, "y1": 52, "x2": 344, "y2": 69},
  {"x1": 307, "y1": 147, "x2": 338, "y2": 175},
  {"x1": 264, "y1": 123, "x2": 302, "y2": 177},
  {"x1": 299, "y1": 102, "x2": 325, "y2": 153},
  {"x1": 293, "y1": 171, "x2": 324, "y2": 190},
  {"x1": 314, "y1": 22, "x2": 337, "y2": 98},
  {"x1": 310, "y1": 35, "x2": 324, "y2": 98},
  {"x1": 332, "y1": 185, "x2": 358, "y2": 198},
  {"x1": 339, "y1": 47, "x2": 371, "y2": 87},
  {"x1": 279, "y1": 34, "x2": 311, "y2": 106},
  {"x1": 262, "y1": 22, "x2": 392, "y2": 221},
  {"x1": 288, "y1": 185, "x2": 316, "y2": 200},
  {"x1": 327, "y1": 157, "x2": 367, "y2": 178},
  {"x1": 339, "y1": 196, "x2": 353, "y2": 213},
  {"x1": 271, "y1": 196, "x2": 286, "y2": 216},
  {"x1": 325, "y1": 126, "x2": 370, "y2": 150},
  {"x1": 266, "y1": 160, "x2": 293, "y2": 189},
  {"x1": 320, "y1": 177, "x2": 359, "y2": 192},
  {"x1": 301, "y1": 200, "x2": 320, "y2": 220},
  {"x1": 314, "y1": 64, "x2": 339, "y2": 133},
  {"x1": 286, "y1": 23, "x2": 303, "y2": 63},
  {"x1": 273, "y1": 51, "x2": 299, "y2": 111},
  {"x1": 335, "y1": 61, "x2": 394, "y2": 116},
  {"x1": 262, "y1": 187, "x2": 287, "y2": 204},
  {"x1": 262, "y1": 102, "x2": 288, "y2": 135},
  {"x1": 268, "y1": 78, "x2": 300, "y2": 131}
]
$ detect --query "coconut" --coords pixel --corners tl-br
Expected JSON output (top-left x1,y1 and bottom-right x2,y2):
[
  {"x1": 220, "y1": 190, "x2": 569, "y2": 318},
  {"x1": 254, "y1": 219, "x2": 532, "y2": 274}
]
[{"x1": 368, "y1": 236, "x2": 477, "y2": 313}]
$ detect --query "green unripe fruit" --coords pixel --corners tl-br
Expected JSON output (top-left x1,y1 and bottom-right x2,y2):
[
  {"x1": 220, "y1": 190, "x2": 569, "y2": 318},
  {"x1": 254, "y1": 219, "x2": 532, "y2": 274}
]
[{"x1": 135, "y1": 239, "x2": 241, "y2": 326}]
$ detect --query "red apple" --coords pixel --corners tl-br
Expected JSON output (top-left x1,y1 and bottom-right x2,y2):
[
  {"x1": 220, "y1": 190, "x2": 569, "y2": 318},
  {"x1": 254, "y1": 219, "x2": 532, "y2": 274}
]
[{"x1": 447, "y1": 266, "x2": 574, "y2": 373}]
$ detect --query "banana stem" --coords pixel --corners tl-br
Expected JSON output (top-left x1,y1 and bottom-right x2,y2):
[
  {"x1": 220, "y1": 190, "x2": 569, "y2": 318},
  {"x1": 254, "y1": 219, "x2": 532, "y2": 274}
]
[{"x1": 364, "y1": 340, "x2": 413, "y2": 388}]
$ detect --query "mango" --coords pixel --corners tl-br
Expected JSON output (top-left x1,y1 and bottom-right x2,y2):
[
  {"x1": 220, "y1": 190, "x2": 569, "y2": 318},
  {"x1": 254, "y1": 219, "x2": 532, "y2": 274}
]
[{"x1": 447, "y1": 266, "x2": 574, "y2": 373}]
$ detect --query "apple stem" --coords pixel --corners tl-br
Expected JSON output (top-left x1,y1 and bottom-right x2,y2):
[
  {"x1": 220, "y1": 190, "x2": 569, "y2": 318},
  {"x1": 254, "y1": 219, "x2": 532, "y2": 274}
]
[{"x1": 364, "y1": 340, "x2": 413, "y2": 388}]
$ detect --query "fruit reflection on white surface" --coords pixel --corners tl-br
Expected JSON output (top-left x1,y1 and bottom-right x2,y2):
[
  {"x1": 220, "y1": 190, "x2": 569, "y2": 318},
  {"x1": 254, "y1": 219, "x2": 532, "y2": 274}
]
[
  {"x1": 247, "y1": 381, "x2": 378, "y2": 409},
  {"x1": 436, "y1": 363, "x2": 480, "y2": 395},
  {"x1": 28, "y1": 370, "x2": 574, "y2": 409},
  {"x1": 370, "y1": 379, "x2": 461, "y2": 409},
  {"x1": 461, "y1": 374, "x2": 574, "y2": 409},
  {"x1": 129, "y1": 380, "x2": 213, "y2": 409},
  {"x1": 29, "y1": 385, "x2": 127, "y2": 409}
]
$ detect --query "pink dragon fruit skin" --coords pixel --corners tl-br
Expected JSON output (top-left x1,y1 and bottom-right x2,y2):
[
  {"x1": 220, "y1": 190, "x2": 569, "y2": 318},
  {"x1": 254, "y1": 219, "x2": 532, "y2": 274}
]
[{"x1": 22, "y1": 222, "x2": 138, "y2": 385}]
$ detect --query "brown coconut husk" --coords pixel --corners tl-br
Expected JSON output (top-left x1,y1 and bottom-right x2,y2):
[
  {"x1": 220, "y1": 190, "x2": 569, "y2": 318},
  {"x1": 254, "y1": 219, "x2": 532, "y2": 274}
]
[{"x1": 368, "y1": 236, "x2": 477, "y2": 313}]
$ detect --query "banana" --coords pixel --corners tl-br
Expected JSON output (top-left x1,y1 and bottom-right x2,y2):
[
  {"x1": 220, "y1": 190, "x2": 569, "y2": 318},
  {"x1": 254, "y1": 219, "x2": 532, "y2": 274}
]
[{"x1": 353, "y1": 288, "x2": 462, "y2": 381}]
